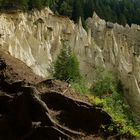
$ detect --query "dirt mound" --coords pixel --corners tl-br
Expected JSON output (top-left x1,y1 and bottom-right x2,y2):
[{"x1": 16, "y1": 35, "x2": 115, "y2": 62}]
[
  {"x1": 0, "y1": 51, "x2": 43, "y2": 84},
  {"x1": 0, "y1": 51, "x2": 112, "y2": 140},
  {"x1": 36, "y1": 79, "x2": 90, "y2": 103}
]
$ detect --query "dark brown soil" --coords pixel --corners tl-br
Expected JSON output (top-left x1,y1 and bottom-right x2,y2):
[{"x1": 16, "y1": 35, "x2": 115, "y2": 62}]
[
  {"x1": 0, "y1": 51, "x2": 114, "y2": 140},
  {"x1": 0, "y1": 50, "x2": 43, "y2": 84},
  {"x1": 36, "y1": 79, "x2": 90, "y2": 103}
]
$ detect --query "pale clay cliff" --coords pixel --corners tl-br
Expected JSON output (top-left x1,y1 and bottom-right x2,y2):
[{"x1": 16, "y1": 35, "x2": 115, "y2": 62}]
[{"x1": 1, "y1": 8, "x2": 140, "y2": 118}]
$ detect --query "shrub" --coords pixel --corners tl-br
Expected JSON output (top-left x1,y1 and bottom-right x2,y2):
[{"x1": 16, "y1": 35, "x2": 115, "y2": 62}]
[
  {"x1": 70, "y1": 79, "x2": 89, "y2": 94},
  {"x1": 90, "y1": 68, "x2": 140, "y2": 137},
  {"x1": 91, "y1": 67, "x2": 117, "y2": 98}
]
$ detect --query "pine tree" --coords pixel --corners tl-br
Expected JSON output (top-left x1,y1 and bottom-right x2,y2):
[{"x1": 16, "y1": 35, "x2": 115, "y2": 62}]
[
  {"x1": 1, "y1": 0, "x2": 28, "y2": 10},
  {"x1": 53, "y1": 43, "x2": 81, "y2": 83},
  {"x1": 28, "y1": 0, "x2": 45, "y2": 10},
  {"x1": 72, "y1": 0, "x2": 84, "y2": 23},
  {"x1": 59, "y1": 1, "x2": 73, "y2": 18}
]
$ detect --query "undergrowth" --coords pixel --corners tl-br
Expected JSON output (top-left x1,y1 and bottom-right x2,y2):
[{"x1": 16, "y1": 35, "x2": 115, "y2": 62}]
[
  {"x1": 89, "y1": 95, "x2": 140, "y2": 137},
  {"x1": 89, "y1": 68, "x2": 140, "y2": 137},
  {"x1": 70, "y1": 79, "x2": 89, "y2": 95},
  {"x1": 52, "y1": 45, "x2": 140, "y2": 137}
]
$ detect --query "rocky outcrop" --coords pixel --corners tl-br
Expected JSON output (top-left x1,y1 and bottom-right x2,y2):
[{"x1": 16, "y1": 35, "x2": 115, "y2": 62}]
[
  {"x1": 86, "y1": 13, "x2": 140, "y2": 118},
  {"x1": 1, "y1": 8, "x2": 140, "y2": 118},
  {"x1": 0, "y1": 8, "x2": 89, "y2": 78}
]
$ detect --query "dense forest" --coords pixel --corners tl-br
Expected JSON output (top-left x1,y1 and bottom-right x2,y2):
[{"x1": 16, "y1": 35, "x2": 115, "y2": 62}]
[{"x1": 0, "y1": 0, "x2": 140, "y2": 26}]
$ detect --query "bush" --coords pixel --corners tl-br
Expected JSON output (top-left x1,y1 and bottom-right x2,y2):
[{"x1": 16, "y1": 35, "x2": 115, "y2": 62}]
[
  {"x1": 71, "y1": 79, "x2": 89, "y2": 94},
  {"x1": 90, "y1": 68, "x2": 140, "y2": 137},
  {"x1": 91, "y1": 67, "x2": 117, "y2": 98}
]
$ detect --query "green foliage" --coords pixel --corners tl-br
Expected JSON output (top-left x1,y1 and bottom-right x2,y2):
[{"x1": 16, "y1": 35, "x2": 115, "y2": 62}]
[
  {"x1": 91, "y1": 67, "x2": 117, "y2": 98},
  {"x1": 28, "y1": 0, "x2": 45, "y2": 10},
  {"x1": 59, "y1": 1, "x2": 73, "y2": 18},
  {"x1": 53, "y1": 42, "x2": 89, "y2": 95},
  {"x1": 48, "y1": 0, "x2": 140, "y2": 26},
  {"x1": 92, "y1": 96, "x2": 140, "y2": 137},
  {"x1": 71, "y1": 79, "x2": 89, "y2": 95},
  {"x1": 53, "y1": 43, "x2": 82, "y2": 83},
  {"x1": 89, "y1": 68, "x2": 140, "y2": 137},
  {"x1": 1, "y1": 0, "x2": 29, "y2": 10},
  {"x1": 1, "y1": 0, "x2": 140, "y2": 26},
  {"x1": 72, "y1": 0, "x2": 84, "y2": 23}
]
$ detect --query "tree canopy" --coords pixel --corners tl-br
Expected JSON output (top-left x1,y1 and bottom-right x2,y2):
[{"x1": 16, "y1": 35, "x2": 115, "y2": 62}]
[{"x1": 0, "y1": 0, "x2": 140, "y2": 26}]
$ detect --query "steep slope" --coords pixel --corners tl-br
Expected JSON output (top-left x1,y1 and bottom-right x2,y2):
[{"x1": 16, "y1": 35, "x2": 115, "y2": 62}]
[
  {"x1": 1, "y1": 8, "x2": 140, "y2": 119},
  {"x1": 0, "y1": 50, "x2": 43, "y2": 84},
  {"x1": 0, "y1": 50, "x2": 112, "y2": 140}
]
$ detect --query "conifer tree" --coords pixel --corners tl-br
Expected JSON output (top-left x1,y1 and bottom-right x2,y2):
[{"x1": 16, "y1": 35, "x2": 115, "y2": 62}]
[
  {"x1": 53, "y1": 43, "x2": 81, "y2": 83},
  {"x1": 28, "y1": 0, "x2": 45, "y2": 10},
  {"x1": 1, "y1": 0, "x2": 28, "y2": 10},
  {"x1": 72, "y1": 0, "x2": 84, "y2": 23}
]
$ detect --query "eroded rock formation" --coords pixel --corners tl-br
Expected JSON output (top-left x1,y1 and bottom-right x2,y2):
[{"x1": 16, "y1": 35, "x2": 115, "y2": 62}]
[{"x1": 0, "y1": 8, "x2": 140, "y2": 118}]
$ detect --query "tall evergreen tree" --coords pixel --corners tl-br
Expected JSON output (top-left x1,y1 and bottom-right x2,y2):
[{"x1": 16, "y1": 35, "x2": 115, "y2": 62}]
[
  {"x1": 72, "y1": 0, "x2": 83, "y2": 23},
  {"x1": 1, "y1": 0, "x2": 28, "y2": 10},
  {"x1": 0, "y1": 0, "x2": 140, "y2": 26},
  {"x1": 53, "y1": 43, "x2": 81, "y2": 83},
  {"x1": 28, "y1": 0, "x2": 45, "y2": 10},
  {"x1": 59, "y1": 1, "x2": 73, "y2": 18}
]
